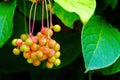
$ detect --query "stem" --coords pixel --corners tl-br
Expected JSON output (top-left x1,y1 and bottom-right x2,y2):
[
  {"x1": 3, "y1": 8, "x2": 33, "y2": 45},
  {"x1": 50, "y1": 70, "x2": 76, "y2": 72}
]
[
  {"x1": 48, "y1": 0, "x2": 53, "y2": 26},
  {"x1": 41, "y1": 0, "x2": 45, "y2": 28},
  {"x1": 31, "y1": 3, "x2": 37, "y2": 34},
  {"x1": 29, "y1": 2, "x2": 34, "y2": 37},
  {"x1": 45, "y1": 0, "x2": 50, "y2": 38},
  {"x1": 23, "y1": 0, "x2": 28, "y2": 34},
  {"x1": 89, "y1": 72, "x2": 92, "y2": 80}
]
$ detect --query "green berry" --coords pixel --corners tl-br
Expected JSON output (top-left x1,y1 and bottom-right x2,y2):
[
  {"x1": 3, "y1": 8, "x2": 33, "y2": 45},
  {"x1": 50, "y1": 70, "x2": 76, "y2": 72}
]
[
  {"x1": 48, "y1": 56, "x2": 56, "y2": 63},
  {"x1": 54, "y1": 43, "x2": 60, "y2": 51},
  {"x1": 25, "y1": 38, "x2": 33, "y2": 46},
  {"x1": 13, "y1": 48, "x2": 20, "y2": 55},
  {"x1": 54, "y1": 58, "x2": 61, "y2": 66},
  {"x1": 27, "y1": 58, "x2": 33, "y2": 64},
  {"x1": 20, "y1": 34, "x2": 28, "y2": 41},
  {"x1": 53, "y1": 24, "x2": 61, "y2": 32},
  {"x1": 54, "y1": 51, "x2": 61, "y2": 58},
  {"x1": 12, "y1": 39, "x2": 17, "y2": 46}
]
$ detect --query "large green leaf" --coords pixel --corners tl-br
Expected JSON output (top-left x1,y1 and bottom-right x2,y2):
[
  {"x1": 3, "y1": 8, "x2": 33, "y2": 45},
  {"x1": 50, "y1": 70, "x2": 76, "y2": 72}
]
[
  {"x1": 100, "y1": 57, "x2": 120, "y2": 75},
  {"x1": 54, "y1": 0, "x2": 96, "y2": 24},
  {"x1": 81, "y1": 15, "x2": 120, "y2": 72},
  {"x1": 0, "y1": 0, "x2": 16, "y2": 48},
  {"x1": 54, "y1": 3, "x2": 79, "y2": 29}
]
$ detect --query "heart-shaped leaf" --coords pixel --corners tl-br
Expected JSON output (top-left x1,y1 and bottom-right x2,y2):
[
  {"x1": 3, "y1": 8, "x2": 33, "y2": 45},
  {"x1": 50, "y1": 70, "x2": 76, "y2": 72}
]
[
  {"x1": 54, "y1": 0, "x2": 96, "y2": 24},
  {"x1": 82, "y1": 15, "x2": 120, "y2": 72}
]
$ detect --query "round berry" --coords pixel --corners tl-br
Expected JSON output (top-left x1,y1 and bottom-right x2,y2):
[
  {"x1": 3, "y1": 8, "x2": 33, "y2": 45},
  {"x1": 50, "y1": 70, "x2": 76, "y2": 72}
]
[
  {"x1": 54, "y1": 43, "x2": 60, "y2": 51},
  {"x1": 46, "y1": 61, "x2": 54, "y2": 69},
  {"x1": 41, "y1": 27, "x2": 48, "y2": 35},
  {"x1": 32, "y1": 59, "x2": 41, "y2": 66},
  {"x1": 54, "y1": 58, "x2": 61, "y2": 66},
  {"x1": 31, "y1": 51, "x2": 38, "y2": 60},
  {"x1": 36, "y1": 50, "x2": 43, "y2": 58},
  {"x1": 13, "y1": 48, "x2": 20, "y2": 55},
  {"x1": 42, "y1": 46, "x2": 50, "y2": 54},
  {"x1": 48, "y1": 56, "x2": 56, "y2": 63},
  {"x1": 40, "y1": 54, "x2": 47, "y2": 61},
  {"x1": 27, "y1": 58, "x2": 33, "y2": 64},
  {"x1": 20, "y1": 34, "x2": 28, "y2": 41},
  {"x1": 53, "y1": 24, "x2": 61, "y2": 32},
  {"x1": 54, "y1": 51, "x2": 61, "y2": 58},
  {"x1": 16, "y1": 39, "x2": 23, "y2": 46},
  {"x1": 23, "y1": 52, "x2": 31, "y2": 59},
  {"x1": 23, "y1": 45, "x2": 30, "y2": 52},
  {"x1": 30, "y1": 43, "x2": 39, "y2": 51},
  {"x1": 39, "y1": 37, "x2": 47, "y2": 46},
  {"x1": 48, "y1": 49, "x2": 55, "y2": 57},
  {"x1": 48, "y1": 39, "x2": 56, "y2": 48},
  {"x1": 12, "y1": 39, "x2": 17, "y2": 46},
  {"x1": 46, "y1": 29, "x2": 53, "y2": 37},
  {"x1": 25, "y1": 38, "x2": 33, "y2": 46}
]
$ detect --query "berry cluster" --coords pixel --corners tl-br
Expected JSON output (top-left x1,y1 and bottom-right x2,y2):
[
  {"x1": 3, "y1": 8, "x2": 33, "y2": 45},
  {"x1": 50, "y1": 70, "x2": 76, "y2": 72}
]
[{"x1": 12, "y1": 25, "x2": 61, "y2": 68}]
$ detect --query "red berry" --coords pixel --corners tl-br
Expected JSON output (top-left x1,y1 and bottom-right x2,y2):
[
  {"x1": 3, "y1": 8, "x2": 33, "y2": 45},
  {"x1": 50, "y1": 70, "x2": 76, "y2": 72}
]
[
  {"x1": 41, "y1": 27, "x2": 48, "y2": 35},
  {"x1": 53, "y1": 24, "x2": 61, "y2": 32},
  {"x1": 39, "y1": 37, "x2": 47, "y2": 46},
  {"x1": 16, "y1": 39, "x2": 23, "y2": 46},
  {"x1": 48, "y1": 39, "x2": 56, "y2": 48},
  {"x1": 32, "y1": 36, "x2": 38, "y2": 43},
  {"x1": 48, "y1": 49, "x2": 55, "y2": 57},
  {"x1": 31, "y1": 51, "x2": 38, "y2": 60},
  {"x1": 30, "y1": 43, "x2": 39, "y2": 51},
  {"x1": 32, "y1": 59, "x2": 41, "y2": 66},
  {"x1": 42, "y1": 46, "x2": 50, "y2": 54},
  {"x1": 23, "y1": 52, "x2": 31, "y2": 59},
  {"x1": 13, "y1": 48, "x2": 20, "y2": 55}
]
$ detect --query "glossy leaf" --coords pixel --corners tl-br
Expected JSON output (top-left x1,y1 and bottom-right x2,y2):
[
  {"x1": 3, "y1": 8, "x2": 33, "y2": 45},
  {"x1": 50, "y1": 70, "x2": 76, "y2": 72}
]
[
  {"x1": 54, "y1": 0, "x2": 96, "y2": 24},
  {"x1": 54, "y1": 3, "x2": 79, "y2": 29},
  {"x1": 81, "y1": 16, "x2": 120, "y2": 72},
  {"x1": 0, "y1": 0, "x2": 16, "y2": 48}
]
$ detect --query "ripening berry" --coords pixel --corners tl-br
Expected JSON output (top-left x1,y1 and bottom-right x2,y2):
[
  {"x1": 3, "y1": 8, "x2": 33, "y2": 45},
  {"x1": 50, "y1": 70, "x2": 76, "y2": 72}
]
[
  {"x1": 54, "y1": 58, "x2": 61, "y2": 66},
  {"x1": 32, "y1": 36, "x2": 38, "y2": 43},
  {"x1": 30, "y1": 43, "x2": 39, "y2": 51},
  {"x1": 31, "y1": 51, "x2": 38, "y2": 60},
  {"x1": 23, "y1": 45, "x2": 30, "y2": 52},
  {"x1": 54, "y1": 43, "x2": 60, "y2": 51},
  {"x1": 53, "y1": 24, "x2": 61, "y2": 32},
  {"x1": 46, "y1": 61, "x2": 54, "y2": 69},
  {"x1": 54, "y1": 51, "x2": 61, "y2": 58},
  {"x1": 48, "y1": 56, "x2": 56, "y2": 63},
  {"x1": 20, "y1": 34, "x2": 28, "y2": 41},
  {"x1": 46, "y1": 29, "x2": 53, "y2": 37},
  {"x1": 39, "y1": 37, "x2": 47, "y2": 46},
  {"x1": 40, "y1": 54, "x2": 47, "y2": 61},
  {"x1": 41, "y1": 27, "x2": 48, "y2": 35},
  {"x1": 12, "y1": 39, "x2": 18, "y2": 46},
  {"x1": 48, "y1": 49, "x2": 55, "y2": 57},
  {"x1": 25, "y1": 38, "x2": 33, "y2": 46},
  {"x1": 48, "y1": 39, "x2": 56, "y2": 48},
  {"x1": 23, "y1": 52, "x2": 31, "y2": 59},
  {"x1": 16, "y1": 39, "x2": 23, "y2": 46},
  {"x1": 32, "y1": 59, "x2": 41, "y2": 66},
  {"x1": 36, "y1": 50, "x2": 43, "y2": 58},
  {"x1": 42, "y1": 46, "x2": 50, "y2": 54},
  {"x1": 13, "y1": 48, "x2": 20, "y2": 55}
]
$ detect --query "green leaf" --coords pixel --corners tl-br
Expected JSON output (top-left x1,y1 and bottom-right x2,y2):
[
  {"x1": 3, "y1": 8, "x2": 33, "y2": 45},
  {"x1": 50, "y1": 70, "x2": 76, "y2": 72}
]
[
  {"x1": 54, "y1": 3, "x2": 79, "y2": 29},
  {"x1": 81, "y1": 15, "x2": 120, "y2": 72},
  {"x1": 100, "y1": 57, "x2": 120, "y2": 75},
  {"x1": 0, "y1": 0, "x2": 16, "y2": 48},
  {"x1": 54, "y1": 0, "x2": 96, "y2": 24}
]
